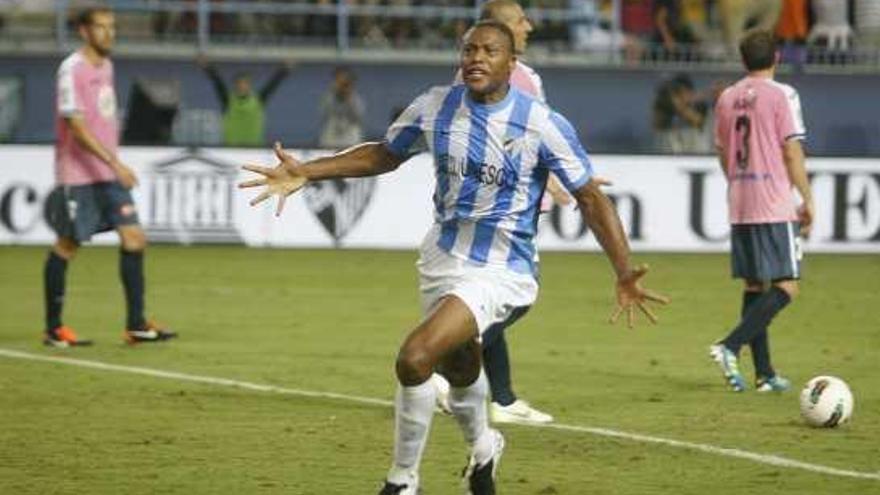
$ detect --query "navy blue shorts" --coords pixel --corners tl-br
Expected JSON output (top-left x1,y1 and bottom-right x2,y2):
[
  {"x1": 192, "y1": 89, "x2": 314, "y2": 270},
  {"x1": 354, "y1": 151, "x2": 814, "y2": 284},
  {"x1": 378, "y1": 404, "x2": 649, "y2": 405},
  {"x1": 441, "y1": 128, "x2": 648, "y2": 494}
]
[
  {"x1": 46, "y1": 181, "x2": 140, "y2": 243},
  {"x1": 730, "y1": 221, "x2": 802, "y2": 282}
]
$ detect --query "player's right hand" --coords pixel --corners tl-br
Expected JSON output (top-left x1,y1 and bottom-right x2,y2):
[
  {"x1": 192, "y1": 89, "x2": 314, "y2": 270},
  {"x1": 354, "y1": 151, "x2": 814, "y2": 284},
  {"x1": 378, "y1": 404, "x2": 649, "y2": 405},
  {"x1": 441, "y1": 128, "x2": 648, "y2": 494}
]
[
  {"x1": 114, "y1": 162, "x2": 139, "y2": 189},
  {"x1": 239, "y1": 142, "x2": 309, "y2": 217},
  {"x1": 609, "y1": 264, "x2": 670, "y2": 329}
]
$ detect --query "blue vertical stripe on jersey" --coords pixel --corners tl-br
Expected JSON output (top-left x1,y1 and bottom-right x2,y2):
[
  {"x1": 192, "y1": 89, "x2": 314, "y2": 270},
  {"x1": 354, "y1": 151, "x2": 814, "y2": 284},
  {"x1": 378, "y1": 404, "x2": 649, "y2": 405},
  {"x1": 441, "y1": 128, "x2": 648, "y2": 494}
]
[
  {"x1": 438, "y1": 95, "x2": 492, "y2": 251},
  {"x1": 545, "y1": 111, "x2": 593, "y2": 190},
  {"x1": 455, "y1": 105, "x2": 490, "y2": 217},
  {"x1": 432, "y1": 86, "x2": 464, "y2": 224},
  {"x1": 468, "y1": 93, "x2": 534, "y2": 264},
  {"x1": 387, "y1": 115, "x2": 423, "y2": 157},
  {"x1": 507, "y1": 165, "x2": 548, "y2": 275}
]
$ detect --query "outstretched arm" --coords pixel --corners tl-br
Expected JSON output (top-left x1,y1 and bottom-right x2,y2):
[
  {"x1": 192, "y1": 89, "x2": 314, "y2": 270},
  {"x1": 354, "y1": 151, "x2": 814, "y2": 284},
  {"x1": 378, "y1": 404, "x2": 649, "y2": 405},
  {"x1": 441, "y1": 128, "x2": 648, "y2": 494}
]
[
  {"x1": 259, "y1": 64, "x2": 292, "y2": 103},
  {"x1": 239, "y1": 142, "x2": 404, "y2": 215},
  {"x1": 572, "y1": 178, "x2": 669, "y2": 327},
  {"x1": 574, "y1": 179, "x2": 631, "y2": 278},
  {"x1": 284, "y1": 141, "x2": 403, "y2": 180},
  {"x1": 198, "y1": 58, "x2": 229, "y2": 112}
]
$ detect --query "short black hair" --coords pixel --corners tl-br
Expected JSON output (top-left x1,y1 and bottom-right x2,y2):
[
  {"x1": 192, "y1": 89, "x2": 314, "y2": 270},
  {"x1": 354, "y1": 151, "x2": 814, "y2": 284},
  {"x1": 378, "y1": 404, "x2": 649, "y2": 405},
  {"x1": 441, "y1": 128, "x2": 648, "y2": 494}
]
[
  {"x1": 739, "y1": 30, "x2": 776, "y2": 72},
  {"x1": 465, "y1": 20, "x2": 516, "y2": 54},
  {"x1": 77, "y1": 5, "x2": 113, "y2": 27}
]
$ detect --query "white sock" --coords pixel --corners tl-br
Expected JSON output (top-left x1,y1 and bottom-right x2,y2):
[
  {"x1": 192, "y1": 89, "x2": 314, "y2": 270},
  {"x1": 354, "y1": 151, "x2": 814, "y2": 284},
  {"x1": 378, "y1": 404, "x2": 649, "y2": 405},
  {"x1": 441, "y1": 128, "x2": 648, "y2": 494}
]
[
  {"x1": 387, "y1": 380, "x2": 436, "y2": 485},
  {"x1": 431, "y1": 372, "x2": 450, "y2": 397},
  {"x1": 448, "y1": 370, "x2": 494, "y2": 465}
]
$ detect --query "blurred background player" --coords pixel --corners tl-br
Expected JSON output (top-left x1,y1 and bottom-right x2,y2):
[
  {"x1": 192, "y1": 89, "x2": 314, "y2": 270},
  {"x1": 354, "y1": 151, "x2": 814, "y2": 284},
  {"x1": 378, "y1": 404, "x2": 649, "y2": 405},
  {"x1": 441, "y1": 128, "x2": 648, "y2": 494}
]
[
  {"x1": 240, "y1": 21, "x2": 667, "y2": 495},
  {"x1": 198, "y1": 55, "x2": 293, "y2": 147},
  {"x1": 434, "y1": 0, "x2": 572, "y2": 426},
  {"x1": 43, "y1": 6, "x2": 175, "y2": 347},
  {"x1": 318, "y1": 66, "x2": 366, "y2": 149},
  {"x1": 709, "y1": 29, "x2": 814, "y2": 392}
]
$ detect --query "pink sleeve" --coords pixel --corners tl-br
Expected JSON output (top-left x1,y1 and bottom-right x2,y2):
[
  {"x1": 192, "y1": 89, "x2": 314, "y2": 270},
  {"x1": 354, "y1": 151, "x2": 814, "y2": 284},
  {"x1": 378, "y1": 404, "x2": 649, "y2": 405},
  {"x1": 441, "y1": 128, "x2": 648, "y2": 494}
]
[
  {"x1": 775, "y1": 88, "x2": 805, "y2": 143},
  {"x1": 775, "y1": 95, "x2": 794, "y2": 145},
  {"x1": 713, "y1": 97, "x2": 727, "y2": 150}
]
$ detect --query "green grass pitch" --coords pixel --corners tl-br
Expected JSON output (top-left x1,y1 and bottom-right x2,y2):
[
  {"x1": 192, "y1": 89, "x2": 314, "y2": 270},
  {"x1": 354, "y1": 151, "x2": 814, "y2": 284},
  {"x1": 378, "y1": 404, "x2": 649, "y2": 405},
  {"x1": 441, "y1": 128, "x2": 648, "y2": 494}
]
[{"x1": 1, "y1": 246, "x2": 878, "y2": 494}]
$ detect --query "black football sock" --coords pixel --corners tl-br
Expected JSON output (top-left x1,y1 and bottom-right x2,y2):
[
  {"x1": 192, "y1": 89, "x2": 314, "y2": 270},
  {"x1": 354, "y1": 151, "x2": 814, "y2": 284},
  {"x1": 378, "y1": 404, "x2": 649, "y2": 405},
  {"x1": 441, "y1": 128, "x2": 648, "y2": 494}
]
[
  {"x1": 722, "y1": 287, "x2": 791, "y2": 355},
  {"x1": 744, "y1": 291, "x2": 776, "y2": 379},
  {"x1": 44, "y1": 251, "x2": 68, "y2": 331},
  {"x1": 120, "y1": 249, "x2": 146, "y2": 330},
  {"x1": 482, "y1": 333, "x2": 516, "y2": 406}
]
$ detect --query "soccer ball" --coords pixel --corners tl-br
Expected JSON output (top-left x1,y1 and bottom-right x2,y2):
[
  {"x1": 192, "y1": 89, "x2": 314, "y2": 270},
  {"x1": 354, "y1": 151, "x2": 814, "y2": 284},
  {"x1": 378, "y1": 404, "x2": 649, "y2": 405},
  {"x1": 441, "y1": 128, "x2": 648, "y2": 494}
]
[{"x1": 799, "y1": 376, "x2": 854, "y2": 428}]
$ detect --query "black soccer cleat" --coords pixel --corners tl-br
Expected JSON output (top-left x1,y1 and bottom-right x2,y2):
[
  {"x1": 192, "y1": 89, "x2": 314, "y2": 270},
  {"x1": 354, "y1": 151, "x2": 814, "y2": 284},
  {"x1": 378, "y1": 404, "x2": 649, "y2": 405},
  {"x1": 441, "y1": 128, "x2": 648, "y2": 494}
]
[
  {"x1": 124, "y1": 320, "x2": 177, "y2": 345},
  {"x1": 378, "y1": 480, "x2": 417, "y2": 495},
  {"x1": 462, "y1": 429, "x2": 505, "y2": 495}
]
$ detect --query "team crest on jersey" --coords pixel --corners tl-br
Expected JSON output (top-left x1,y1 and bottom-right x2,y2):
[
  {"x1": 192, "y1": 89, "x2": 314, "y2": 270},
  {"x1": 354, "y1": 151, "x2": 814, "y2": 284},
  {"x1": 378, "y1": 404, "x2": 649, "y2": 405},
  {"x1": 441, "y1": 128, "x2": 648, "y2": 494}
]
[
  {"x1": 97, "y1": 85, "x2": 117, "y2": 120},
  {"x1": 502, "y1": 135, "x2": 525, "y2": 159},
  {"x1": 303, "y1": 177, "x2": 376, "y2": 245}
]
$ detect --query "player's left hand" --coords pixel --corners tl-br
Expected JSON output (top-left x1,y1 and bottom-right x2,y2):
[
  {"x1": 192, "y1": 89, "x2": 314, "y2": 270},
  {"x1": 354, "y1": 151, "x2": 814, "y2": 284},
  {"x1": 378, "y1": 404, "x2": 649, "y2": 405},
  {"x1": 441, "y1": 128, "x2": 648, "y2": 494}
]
[
  {"x1": 609, "y1": 264, "x2": 670, "y2": 329},
  {"x1": 112, "y1": 161, "x2": 139, "y2": 189},
  {"x1": 239, "y1": 142, "x2": 309, "y2": 217}
]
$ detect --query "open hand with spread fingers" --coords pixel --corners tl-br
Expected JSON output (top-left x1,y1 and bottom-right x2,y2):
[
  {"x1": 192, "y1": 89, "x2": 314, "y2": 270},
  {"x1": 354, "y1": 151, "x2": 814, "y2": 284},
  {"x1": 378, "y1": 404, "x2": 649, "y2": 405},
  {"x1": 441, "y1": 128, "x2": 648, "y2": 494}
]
[
  {"x1": 609, "y1": 264, "x2": 670, "y2": 329},
  {"x1": 238, "y1": 142, "x2": 309, "y2": 216}
]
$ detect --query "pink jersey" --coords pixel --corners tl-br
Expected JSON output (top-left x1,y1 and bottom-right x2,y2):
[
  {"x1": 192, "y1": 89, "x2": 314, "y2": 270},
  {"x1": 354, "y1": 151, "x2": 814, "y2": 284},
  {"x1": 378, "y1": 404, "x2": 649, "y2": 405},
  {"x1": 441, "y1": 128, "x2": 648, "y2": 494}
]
[
  {"x1": 714, "y1": 75, "x2": 806, "y2": 224},
  {"x1": 55, "y1": 50, "x2": 119, "y2": 185},
  {"x1": 510, "y1": 60, "x2": 546, "y2": 102}
]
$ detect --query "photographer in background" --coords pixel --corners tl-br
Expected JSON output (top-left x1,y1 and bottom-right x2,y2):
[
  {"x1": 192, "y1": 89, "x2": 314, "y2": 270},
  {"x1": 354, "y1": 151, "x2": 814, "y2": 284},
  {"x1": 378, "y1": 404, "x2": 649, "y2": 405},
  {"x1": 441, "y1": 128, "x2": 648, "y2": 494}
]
[
  {"x1": 652, "y1": 73, "x2": 710, "y2": 153},
  {"x1": 318, "y1": 66, "x2": 365, "y2": 149}
]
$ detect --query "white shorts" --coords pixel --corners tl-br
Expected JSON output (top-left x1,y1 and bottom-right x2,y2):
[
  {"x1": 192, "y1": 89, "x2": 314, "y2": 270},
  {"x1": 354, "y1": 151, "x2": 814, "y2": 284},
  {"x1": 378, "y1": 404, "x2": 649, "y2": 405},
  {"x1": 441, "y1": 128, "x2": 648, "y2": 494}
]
[{"x1": 417, "y1": 235, "x2": 539, "y2": 338}]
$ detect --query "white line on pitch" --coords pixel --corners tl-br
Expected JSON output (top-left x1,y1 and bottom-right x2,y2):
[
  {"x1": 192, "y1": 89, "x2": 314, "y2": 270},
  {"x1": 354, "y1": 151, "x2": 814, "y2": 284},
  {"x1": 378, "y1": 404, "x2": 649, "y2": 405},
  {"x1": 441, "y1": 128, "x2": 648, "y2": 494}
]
[{"x1": 1, "y1": 347, "x2": 878, "y2": 482}]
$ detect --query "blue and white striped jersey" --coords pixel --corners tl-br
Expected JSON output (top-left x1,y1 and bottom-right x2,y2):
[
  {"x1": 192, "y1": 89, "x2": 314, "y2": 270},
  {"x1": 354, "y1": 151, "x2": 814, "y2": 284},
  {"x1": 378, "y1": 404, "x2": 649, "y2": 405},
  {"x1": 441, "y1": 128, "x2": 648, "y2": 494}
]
[{"x1": 384, "y1": 84, "x2": 593, "y2": 276}]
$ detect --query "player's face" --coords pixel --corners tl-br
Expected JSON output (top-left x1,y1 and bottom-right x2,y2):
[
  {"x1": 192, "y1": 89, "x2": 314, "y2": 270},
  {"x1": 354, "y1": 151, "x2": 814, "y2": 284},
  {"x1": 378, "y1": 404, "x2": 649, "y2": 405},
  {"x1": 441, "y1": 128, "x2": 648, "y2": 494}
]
[
  {"x1": 81, "y1": 12, "x2": 116, "y2": 56},
  {"x1": 460, "y1": 27, "x2": 515, "y2": 100},
  {"x1": 501, "y1": 4, "x2": 533, "y2": 54}
]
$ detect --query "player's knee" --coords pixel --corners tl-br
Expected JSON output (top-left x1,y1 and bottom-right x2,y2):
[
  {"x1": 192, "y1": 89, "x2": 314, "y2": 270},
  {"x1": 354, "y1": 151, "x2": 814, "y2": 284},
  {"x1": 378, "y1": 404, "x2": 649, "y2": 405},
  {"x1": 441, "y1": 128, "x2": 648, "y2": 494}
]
[
  {"x1": 438, "y1": 344, "x2": 481, "y2": 387},
  {"x1": 120, "y1": 228, "x2": 147, "y2": 252},
  {"x1": 395, "y1": 346, "x2": 434, "y2": 385},
  {"x1": 744, "y1": 280, "x2": 765, "y2": 292},
  {"x1": 439, "y1": 364, "x2": 480, "y2": 388},
  {"x1": 775, "y1": 280, "x2": 799, "y2": 299},
  {"x1": 54, "y1": 238, "x2": 79, "y2": 259}
]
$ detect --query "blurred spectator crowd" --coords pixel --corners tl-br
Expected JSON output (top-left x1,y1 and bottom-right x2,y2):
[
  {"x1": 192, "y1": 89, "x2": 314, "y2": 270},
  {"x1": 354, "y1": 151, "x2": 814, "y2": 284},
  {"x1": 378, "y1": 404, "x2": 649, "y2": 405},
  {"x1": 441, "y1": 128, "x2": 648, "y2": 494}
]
[{"x1": 1, "y1": 1, "x2": 879, "y2": 62}]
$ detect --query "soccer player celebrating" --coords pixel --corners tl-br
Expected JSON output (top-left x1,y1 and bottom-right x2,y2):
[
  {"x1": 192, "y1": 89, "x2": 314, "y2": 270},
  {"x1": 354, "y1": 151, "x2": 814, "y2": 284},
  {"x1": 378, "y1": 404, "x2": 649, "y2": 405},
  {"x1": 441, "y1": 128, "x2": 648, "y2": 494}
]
[
  {"x1": 709, "y1": 30, "x2": 814, "y2": 392},
  {"x1": 240, "y1": 21, "x2": 667, "y2": 495},
  {"x1": 432, "y1": 0, "x2": 571, "y2": 426},
  {"x1": 43, "y1": 6, "x2": 175, "y2": 347}
]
